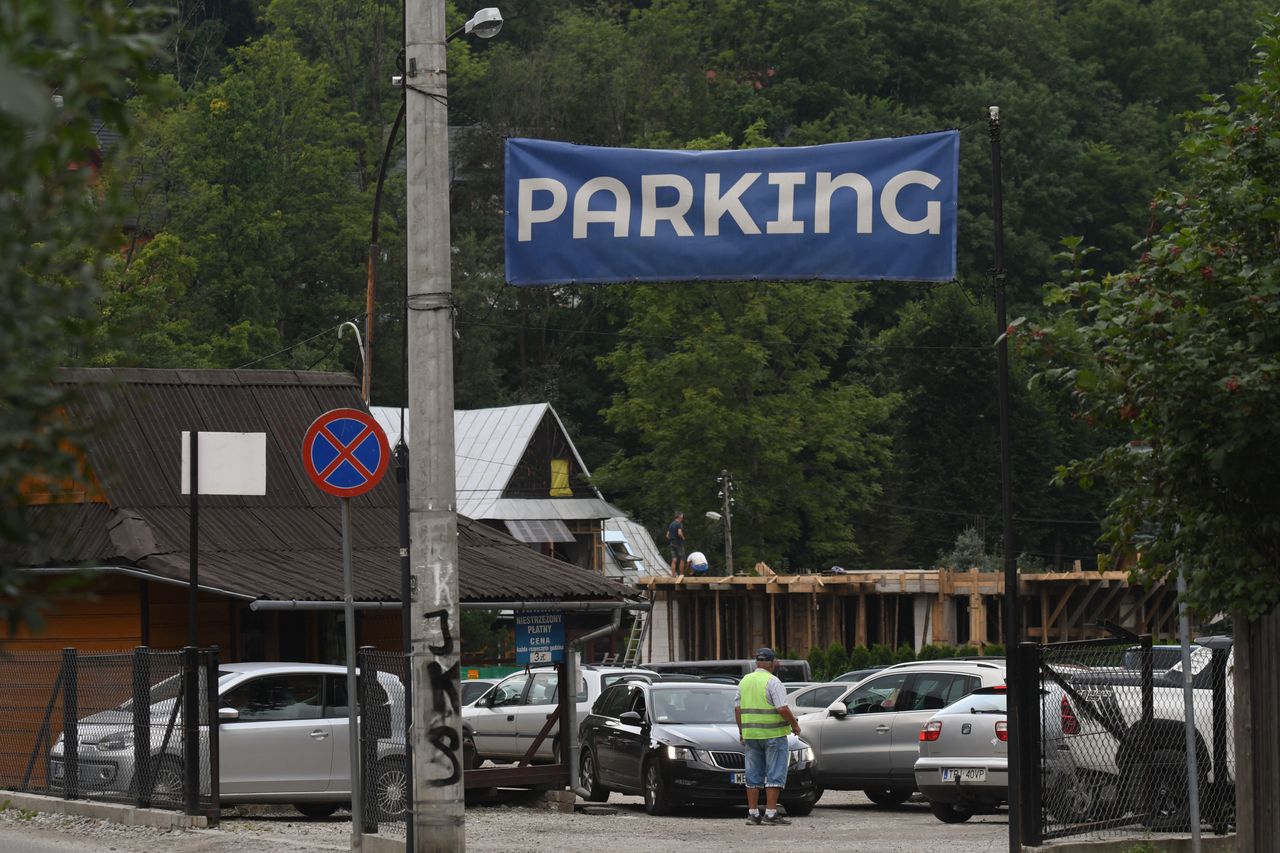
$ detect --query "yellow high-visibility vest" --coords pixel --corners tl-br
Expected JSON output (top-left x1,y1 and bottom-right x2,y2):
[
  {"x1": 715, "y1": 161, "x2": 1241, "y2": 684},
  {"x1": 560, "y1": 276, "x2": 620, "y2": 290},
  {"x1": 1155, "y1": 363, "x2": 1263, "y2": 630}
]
[{"x1": 739, "y1": 670, "x2": 789, "y2": 739}]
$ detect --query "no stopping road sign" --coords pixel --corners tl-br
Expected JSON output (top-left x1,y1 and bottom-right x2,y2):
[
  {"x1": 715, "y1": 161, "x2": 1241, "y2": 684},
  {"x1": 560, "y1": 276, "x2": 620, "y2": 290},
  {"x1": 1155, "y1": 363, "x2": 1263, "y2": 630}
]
[{"x1": 302, "y1": 408, "x2": 390, "y2": 498}]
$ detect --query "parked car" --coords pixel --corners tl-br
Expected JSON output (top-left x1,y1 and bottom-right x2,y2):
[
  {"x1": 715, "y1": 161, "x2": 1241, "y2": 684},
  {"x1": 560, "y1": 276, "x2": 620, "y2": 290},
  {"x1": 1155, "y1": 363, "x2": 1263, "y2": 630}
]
[
  {"x1": 641, "y1": 659, "x2": 812, "y2": 682},
  {"x1": 49, "y1": 662, "x2": 406, "y2": 820},
  {"x1": 797, "y1": 659, "x2": 1007, "y2": 805},
  {"x1": 914, "y1": 678, "x2": 1123, "y2": 824},
  {"x1": 461, "y1": 678, "x2": 499, "y2": 707},
  {"x1": 788, "y1": 683, "x2": 850, "y2": 716},
  {"x1": 462, "y1": 664, "x2": 652, "y2": 766},
  {"x1": 577, "y1": 681, "x2": 819, "y2": 815},
  {"x1": 832, "y1": 665, "x2": 888, "y2": 683}
]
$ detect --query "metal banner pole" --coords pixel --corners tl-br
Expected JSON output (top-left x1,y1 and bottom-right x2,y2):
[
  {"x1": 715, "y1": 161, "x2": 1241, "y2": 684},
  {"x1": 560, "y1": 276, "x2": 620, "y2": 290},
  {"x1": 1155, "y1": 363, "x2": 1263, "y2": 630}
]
[
  {"x1": 989, "y1": 105, "x2": 1022, "y2": 852},
  {"x1": 342, "y1": 497, "x2": 363, "y2": 851}
]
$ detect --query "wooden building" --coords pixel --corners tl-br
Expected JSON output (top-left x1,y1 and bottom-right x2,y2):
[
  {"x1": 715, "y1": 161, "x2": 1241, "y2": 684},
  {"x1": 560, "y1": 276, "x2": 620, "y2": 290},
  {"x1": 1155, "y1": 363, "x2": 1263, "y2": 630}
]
[
  {"x1": 639, "y1": 566, "x2": 1178, "y2": 661},
  {"x1": 5, "y1": 368, "x2": 628, "y2": 658}
]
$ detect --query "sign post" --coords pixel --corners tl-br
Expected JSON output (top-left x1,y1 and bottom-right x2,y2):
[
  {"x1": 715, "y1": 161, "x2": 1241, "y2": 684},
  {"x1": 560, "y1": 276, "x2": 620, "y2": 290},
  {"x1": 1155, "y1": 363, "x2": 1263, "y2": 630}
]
[
  {"x1": 302, "y1": 408, "x2": 390, "y2": 853},
  {"x1": 180, "y1": 431, "x2": 266, "y2": 647}
]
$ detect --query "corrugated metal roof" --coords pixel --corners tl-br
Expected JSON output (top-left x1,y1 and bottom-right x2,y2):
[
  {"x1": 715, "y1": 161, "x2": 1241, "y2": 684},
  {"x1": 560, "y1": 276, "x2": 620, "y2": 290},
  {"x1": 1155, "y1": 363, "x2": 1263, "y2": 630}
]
[
  {"x1": 26, "y1": 369, "x2": 624, "y2": 603},
  {"x1": 373, "y1": 403, "x2": 612, "y2": 520}
]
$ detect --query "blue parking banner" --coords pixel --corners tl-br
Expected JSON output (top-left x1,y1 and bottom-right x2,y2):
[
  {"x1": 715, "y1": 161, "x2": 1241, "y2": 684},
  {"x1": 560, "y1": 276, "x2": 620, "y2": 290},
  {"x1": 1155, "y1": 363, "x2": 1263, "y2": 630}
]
[
  {"x1": 504, "y1": 131, "x2": 958, "y2": 286},
  {"x1": 515, "y1": 610, "x2": 565, "y2": 664}
]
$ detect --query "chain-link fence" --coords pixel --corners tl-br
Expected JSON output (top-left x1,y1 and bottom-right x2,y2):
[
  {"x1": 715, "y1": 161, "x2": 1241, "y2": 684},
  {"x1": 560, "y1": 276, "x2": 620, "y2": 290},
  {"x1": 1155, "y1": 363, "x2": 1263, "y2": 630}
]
[
  {"x1": 357, "y1": 647, "x2": 409, "y2": 836},
  {"x1": 0, "y1": 646, "x2": 220, "y2": 820},
  {"x1": 1017, "y1": 634, "x2": 1234, "y2": 845}
]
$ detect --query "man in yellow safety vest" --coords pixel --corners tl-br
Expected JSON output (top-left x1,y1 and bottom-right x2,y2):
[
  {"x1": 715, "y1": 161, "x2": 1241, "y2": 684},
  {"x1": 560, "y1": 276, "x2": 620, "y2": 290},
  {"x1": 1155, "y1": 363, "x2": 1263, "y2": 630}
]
[{"x1": 735, "y1": 647, "x2": 802, "y2": 825}]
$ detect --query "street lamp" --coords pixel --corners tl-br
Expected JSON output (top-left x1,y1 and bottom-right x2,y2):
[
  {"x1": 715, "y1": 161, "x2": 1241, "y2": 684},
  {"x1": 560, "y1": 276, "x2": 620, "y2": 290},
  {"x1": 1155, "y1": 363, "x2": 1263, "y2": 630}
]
[{"x1": 363, "y1": 6, "x2": 504, "y2": 405}]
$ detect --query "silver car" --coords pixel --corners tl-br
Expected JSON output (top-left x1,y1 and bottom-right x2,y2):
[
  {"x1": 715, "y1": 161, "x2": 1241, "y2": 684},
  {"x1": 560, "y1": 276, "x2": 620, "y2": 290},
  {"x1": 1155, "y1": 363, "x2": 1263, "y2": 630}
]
[
  {"x1": 788, "y1": 682, "x2": 850, "y2": 716},
  {"x1": 462, "y1": 664, "x2": 652, "y2": 766},
  {"x1": 797, "y1": 660, "x2": 1007, "y2": 806},
  {"x1": 50, "y1": 662, "x2": 406, "y2": 820},
  {"x1": 914, "y1": 679, "x2": 1123, "y2": 823}
]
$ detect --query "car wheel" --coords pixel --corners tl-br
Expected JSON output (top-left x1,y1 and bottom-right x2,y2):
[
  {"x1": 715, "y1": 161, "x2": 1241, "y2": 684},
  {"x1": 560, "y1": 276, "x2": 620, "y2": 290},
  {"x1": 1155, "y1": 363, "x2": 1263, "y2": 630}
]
[
  {"x1": 863, "y1": 786, "x2": 913, "y2": 807},
  {"x1": 294, "y1": 803, "x2": 339, "y2": 820},
  {"x1": 929, "y1": 800, "x2": 974, "y2": 823},
  {"x1": 579, "y1": 748, "x2": 610, "y2": 802},
  {"x1": 1142, "y1": 748, "x2": 1191, "y2": 831},
  {"x1": 148, "y1": 756, "x2": 184, "y2": 804},
  {"x1": 463, "y1": 733, "x2": 479, "y2": 770},
  {"x1": 781, "y1": 798, "x2": 815, "y2": 817},
  {"x1": 643, "y1": 760, "x2": 672, "y2": 816},
  {"x1": 1048, "y1": 769, "x2": 1120, "y2": 824},
  {"x1": 372, "y1": 758, "x2": 409, "y2": 820}
]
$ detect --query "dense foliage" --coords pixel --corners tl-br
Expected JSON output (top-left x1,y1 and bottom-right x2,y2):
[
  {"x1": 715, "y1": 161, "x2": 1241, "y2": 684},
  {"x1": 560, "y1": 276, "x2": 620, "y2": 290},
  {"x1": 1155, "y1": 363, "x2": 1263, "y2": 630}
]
[
  {"x1": 1032, "y1": 16, "x2": 1280, "y2": 619},
  {"x1": 0, "y1": 0, "x2": 165, "y2": 631},
  {"x1": 15, "y1": 0, "x2": 1274, "y2": 582}
]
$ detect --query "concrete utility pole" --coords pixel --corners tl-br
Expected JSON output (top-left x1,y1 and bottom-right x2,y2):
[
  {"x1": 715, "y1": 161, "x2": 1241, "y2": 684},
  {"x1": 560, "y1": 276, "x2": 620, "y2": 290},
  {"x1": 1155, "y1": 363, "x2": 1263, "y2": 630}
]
[
  {"x1": 717, "y1": 470, "x2": 734, "y2": 575},
  {"x1": 405, "y1": 0, "x2": 464, "y2": 849}
]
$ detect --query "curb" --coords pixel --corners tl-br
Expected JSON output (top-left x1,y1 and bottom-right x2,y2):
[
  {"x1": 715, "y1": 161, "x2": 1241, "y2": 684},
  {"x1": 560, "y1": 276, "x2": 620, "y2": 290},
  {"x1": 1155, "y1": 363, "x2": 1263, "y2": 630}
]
[
  {"x1": 1025, "y1": 834, "x2": 1237, "y2": 853},
  {"x1": 0, "y1": 789, "x2": 208, "y2": 830}
]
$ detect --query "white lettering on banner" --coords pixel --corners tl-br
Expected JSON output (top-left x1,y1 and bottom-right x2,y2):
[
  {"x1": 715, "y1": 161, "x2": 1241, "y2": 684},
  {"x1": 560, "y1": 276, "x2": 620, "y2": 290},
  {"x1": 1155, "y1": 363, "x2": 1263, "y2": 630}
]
[
  {"x1": 517, "y1": 169, "x2": 945, "y2": 241},
  {"x1": 880, "y1": 170, "x2": 941, "y2": 235},
  {"x1": 704, "y1": 172, "x2": 761, "y2": 236},
  {"x1": 518, "y1": 178, "x2": 567, "y2": 242},
  {"x1": 640, "y1": 174, "x2": 695, "y2": 237},
  {"x1": 573, "y1": 177, "x2": 630, "y2": 238},
  {"x1": 815, "y1": 172, "x2": 874, "y2": 234},
  {"x1": 766, "y1": 172, "x2": 806, "y2": 234}
]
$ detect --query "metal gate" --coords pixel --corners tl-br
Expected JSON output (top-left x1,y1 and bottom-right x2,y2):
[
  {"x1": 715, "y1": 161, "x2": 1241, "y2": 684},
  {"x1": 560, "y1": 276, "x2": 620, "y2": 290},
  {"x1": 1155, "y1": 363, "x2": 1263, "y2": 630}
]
[{"x1": 1016, "y1": 634, "x2": 1234, "y2": 845}]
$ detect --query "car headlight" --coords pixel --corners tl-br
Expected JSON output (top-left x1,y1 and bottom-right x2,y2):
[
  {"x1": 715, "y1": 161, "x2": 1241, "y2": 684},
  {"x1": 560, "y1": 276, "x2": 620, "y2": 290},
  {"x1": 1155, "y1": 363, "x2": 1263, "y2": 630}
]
[
  {"x1": 664, "y1": 745, "x2": 697, "y2": 761},
  {"x1": 789, "y1": 746, "x2": 815, "y2": 765},
  {"x1": 96, "y1": 732, "x2": 131, "y2": 752}
]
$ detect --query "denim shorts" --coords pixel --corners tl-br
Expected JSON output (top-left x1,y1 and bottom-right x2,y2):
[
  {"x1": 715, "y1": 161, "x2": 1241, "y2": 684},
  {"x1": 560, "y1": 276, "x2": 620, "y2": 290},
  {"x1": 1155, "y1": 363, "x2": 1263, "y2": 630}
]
[{"x1": 743, "y1": 736, "x2": 789, "y2": 789}]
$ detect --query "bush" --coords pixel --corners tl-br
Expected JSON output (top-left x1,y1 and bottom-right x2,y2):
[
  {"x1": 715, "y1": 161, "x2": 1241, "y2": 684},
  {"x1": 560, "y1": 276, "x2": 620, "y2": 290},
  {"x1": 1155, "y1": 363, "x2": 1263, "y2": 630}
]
[
  {"x1": 869, "y1": 643, "x2": 894, "y2": 665},
  {"x1": 916, "y1": 644, "x2": 945, "y2": 660},
  {"x1": 847, "y1": 644, "x2": 871, "y2": 670},
  {"x1": 954, "y1": 644, "x2": 979, "y2": 657},
  {"x1": 806, "y1": 646, "x2": 827, "y2": 680},
  {"x1": 825, "y1": 642, "x2": 850, "y2": 678},
  {"x1": 984, "y1": 643, "x2": 1006, "y2": 657},
  {"x1": 892, "y1": 645, "x2": 916, "y2": 663}
]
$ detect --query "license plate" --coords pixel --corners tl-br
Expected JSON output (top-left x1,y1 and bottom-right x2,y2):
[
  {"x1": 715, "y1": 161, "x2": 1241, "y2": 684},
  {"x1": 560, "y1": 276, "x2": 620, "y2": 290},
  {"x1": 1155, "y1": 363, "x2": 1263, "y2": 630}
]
[
  {"x1": 942, "y1": 768, "x2": 986, "y2": 782},
  {"x1": 52, "y1": 762, "x2": 64, "y2": 779},
  {"x1": 730, "y1": 772, "x2": 746, "y2": 785}
]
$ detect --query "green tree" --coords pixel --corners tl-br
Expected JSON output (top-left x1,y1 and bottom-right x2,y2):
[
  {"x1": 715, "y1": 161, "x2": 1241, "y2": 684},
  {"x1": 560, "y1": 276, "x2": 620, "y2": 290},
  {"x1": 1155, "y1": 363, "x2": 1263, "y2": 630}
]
[
  {"x1": 129, "y1": 34, "x2": 365, "y2": 366},
  {"x1": 0, "y1": 0, "x2": 164, "y2": 633},
  {"x1": 825, "y1": 641, "x2": 850, "y2": 677},
  {"x1": 595, "y1": 280, "x2": 897, "y2": 571},
  {"x1": 1033, "y1": 17, "x2": 1280, "y2": 619}
]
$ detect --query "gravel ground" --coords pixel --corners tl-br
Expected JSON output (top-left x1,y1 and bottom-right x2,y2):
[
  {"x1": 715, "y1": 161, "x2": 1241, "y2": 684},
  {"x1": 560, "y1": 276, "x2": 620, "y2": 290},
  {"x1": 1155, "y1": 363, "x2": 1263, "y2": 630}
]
[{"x1": 0, "y1": 790, "x2": 1009, "y2": 852}]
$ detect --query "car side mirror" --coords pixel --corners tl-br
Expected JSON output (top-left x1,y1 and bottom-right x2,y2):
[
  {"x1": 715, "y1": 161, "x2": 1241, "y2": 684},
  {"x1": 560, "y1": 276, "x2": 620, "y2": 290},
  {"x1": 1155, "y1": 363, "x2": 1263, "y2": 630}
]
[
  {"x1": 826, "y1": 702, "x2": 847, "y2": 720},
  {"x1": 619, "y1": 711, "x2": 643, "y2": 726},
  {"x1": 218, "y1": 707, "x2": 239, "y2": 722}
]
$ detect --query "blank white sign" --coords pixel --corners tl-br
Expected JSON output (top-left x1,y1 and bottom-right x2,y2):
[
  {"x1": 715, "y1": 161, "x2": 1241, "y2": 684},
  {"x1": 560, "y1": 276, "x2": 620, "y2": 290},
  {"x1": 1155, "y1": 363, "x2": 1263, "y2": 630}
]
[{"x1": 180, "y1": 431, "x2": 267, "y2": 495}]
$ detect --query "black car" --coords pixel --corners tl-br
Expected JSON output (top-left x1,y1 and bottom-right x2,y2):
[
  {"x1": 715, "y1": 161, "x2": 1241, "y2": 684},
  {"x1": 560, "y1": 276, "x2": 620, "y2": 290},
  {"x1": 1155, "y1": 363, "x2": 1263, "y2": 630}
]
[{"x1": 577, "y1": 681, "x2": 820, "y2": 816}]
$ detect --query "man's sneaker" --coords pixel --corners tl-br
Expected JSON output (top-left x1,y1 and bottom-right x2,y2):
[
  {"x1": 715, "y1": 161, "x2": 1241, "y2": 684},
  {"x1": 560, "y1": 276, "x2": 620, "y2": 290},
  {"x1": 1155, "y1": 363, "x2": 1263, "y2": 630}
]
[
  {"x1": 745, "y1": 812, "x2": 762, "y2": 826},
  {"x1": 762, "y1": 813, "x2": 791, "y2": 826}
]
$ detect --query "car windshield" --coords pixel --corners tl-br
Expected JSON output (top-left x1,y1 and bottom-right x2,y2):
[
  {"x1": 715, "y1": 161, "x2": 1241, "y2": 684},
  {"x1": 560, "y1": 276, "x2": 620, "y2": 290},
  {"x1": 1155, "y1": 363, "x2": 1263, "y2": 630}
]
[
  {"x1": 118, "y1": 670, "x2": 236, "y2": 711},
  {"x1": 650, "y1": 688, "x2": 736, "y2": 724}
]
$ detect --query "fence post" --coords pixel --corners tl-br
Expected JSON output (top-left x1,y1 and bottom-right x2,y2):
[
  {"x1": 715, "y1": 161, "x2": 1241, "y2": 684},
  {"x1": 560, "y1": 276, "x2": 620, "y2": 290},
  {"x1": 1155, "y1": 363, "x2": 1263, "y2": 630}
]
[
  {"x1": 204, "y1": 647, "x2": 221, "y2": 826},
  {"x1": 182, "y1": 646, "x2": 200, "y2": 816},
  {"x1": 359, "y1": 646, "x2": 379, "y2": 834},
  {"x1": 1017, "y1": 641, "x2": 1043, "y2": 846},
  {"x1": 1209, "y1": 645, "x2": 1229, "y2": 831},
  {"x1": 61, "y1": 648, "x2": 79, "y2": 801},
  {"x1": 133, "y1": 647, "x2": 152, "y2": 808},
  {"x1": 1139, "y1": 634, "x2": 1154, "y2": 823}
]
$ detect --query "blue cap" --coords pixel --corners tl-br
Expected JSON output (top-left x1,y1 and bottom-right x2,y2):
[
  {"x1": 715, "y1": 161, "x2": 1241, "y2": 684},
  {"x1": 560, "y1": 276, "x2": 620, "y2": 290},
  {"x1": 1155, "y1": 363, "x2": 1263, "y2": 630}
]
[{"x1": 755, "y1": 647, "x2": 777, "y2": 661}]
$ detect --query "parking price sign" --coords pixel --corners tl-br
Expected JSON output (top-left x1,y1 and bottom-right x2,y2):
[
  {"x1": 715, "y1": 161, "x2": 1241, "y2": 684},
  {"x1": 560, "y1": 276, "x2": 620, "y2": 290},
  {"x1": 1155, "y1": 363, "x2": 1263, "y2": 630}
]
[{"x1": 515, "y1": 610, "x2": 565, "y2": 664}]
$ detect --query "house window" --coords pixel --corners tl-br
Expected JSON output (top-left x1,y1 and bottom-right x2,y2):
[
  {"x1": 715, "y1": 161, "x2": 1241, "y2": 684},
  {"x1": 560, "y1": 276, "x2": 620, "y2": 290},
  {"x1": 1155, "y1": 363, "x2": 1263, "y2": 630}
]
[{"x1": 550, "y1": 458, "x2": 572, "y2": 497}]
